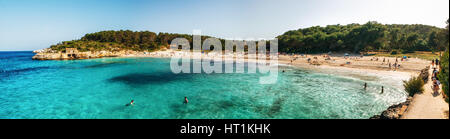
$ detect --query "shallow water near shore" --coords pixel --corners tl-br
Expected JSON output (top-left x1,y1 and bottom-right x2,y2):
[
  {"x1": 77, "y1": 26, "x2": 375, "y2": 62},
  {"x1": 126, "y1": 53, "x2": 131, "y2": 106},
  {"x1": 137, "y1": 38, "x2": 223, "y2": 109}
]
[{"x1": 0, "y1": 51, "x2": 407, "y2": 119}]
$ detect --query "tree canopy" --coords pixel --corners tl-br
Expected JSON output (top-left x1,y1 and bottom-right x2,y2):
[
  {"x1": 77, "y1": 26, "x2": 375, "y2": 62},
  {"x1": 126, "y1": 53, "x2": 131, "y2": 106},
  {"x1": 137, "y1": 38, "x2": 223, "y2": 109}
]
[
  {"x1": 277, "y1": 21, "x2": 446, "y2": 54},
  {"x1": 50, "y1": 30, "x2": 224, "y2": 52},
  {"x1": 49, "y1": 21, "x2": 447, "y2": 54}
]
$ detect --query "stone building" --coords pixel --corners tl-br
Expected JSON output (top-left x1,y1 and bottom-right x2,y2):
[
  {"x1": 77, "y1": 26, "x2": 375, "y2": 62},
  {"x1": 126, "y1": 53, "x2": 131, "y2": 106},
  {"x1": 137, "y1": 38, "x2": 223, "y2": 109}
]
[{"x1": 65, "y1": 48, "x2": 79, "y2": 58}]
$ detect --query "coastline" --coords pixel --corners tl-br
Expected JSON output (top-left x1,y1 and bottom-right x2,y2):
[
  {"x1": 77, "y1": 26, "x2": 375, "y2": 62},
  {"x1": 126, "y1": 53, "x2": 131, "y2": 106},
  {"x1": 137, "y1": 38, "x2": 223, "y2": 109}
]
[
  {"x1": 127, "y1": 51, "x2": 446, "y2": 119},
  {"x1": 32, "y1": 50, "x2": 436, "y2": 119}
]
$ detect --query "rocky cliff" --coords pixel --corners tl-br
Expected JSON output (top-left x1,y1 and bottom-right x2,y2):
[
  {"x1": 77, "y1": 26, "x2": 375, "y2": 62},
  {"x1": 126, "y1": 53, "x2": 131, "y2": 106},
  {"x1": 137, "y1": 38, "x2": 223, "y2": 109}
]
[{"x1": 32, "y1": 48, "x2": 145, "y2": 60}]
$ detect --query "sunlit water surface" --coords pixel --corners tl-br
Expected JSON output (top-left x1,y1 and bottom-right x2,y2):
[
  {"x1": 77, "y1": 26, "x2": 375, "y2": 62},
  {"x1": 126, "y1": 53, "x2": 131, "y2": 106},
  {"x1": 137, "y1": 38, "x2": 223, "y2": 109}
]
[{"x1": 0, "y1": 51, "x2": 407, "y2": 119}]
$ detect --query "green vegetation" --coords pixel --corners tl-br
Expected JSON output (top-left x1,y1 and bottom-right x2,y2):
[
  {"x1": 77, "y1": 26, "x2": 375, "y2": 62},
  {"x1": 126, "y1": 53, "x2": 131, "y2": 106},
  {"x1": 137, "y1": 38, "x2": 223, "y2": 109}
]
[
  {"x1": 51, "y1": 31, "x2": 180, "y2": 52},
  {"x1": 373, "y1": 51, "x2": 441, "y2": 61},
  {"x1": 403, "y1": 76, "x2": 425, "y2": 97},
  {"x1": 50, "y1": 30, "x2": 223, "y2": 52},
  {"x1": 277, "y1": 21, "x2": 447, "y2": 54},
  {"x1": 440, "y1": 50, "x2": 449, "y2": 102},
  {"x1": 438, "y1": 19, "x2": 449, "y2": 103},
  {"x1": 49, "y1": 21, "x2": 448, "y2": 57}
]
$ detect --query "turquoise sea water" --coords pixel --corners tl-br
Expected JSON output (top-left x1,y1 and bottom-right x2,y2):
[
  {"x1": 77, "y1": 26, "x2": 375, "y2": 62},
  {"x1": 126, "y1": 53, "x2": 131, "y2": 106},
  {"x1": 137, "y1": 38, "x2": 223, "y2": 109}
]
[{"x1": 0, "y1": 51, "x2": 407, "y2": 119}]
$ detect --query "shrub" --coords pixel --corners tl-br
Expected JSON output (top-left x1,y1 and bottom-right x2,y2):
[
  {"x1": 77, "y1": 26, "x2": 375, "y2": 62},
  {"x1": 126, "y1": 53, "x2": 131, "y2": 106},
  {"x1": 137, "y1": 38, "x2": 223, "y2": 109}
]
[
  {"x1": 402, "y1": 50, "x2": 414, "y2": 54},
  {"x1": 438, "y1": 50, "x2": 449, "y2": 103},
  {"x1": 403, "y1": 76, "x2": 425, "y2": 97},
  {"x1": 391, "y1": 50, "x2": 398, "y2": 55}
]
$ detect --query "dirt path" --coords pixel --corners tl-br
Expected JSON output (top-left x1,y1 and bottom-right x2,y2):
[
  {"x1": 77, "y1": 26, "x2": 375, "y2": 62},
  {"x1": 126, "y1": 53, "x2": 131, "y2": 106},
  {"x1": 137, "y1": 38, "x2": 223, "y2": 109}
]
[{"x1": 401, "y1": 65, "x2": 449, "y2": 119}]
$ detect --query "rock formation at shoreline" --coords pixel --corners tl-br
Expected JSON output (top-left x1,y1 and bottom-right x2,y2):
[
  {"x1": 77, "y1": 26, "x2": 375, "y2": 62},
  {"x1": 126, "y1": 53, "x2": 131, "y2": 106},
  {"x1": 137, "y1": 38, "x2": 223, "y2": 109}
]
[
  {"x1": 32, "y1": 48, "x2": 148, "y2": 60},
  {"x1": 370, "y1": 97, "x2": 413, "y2": 119}
]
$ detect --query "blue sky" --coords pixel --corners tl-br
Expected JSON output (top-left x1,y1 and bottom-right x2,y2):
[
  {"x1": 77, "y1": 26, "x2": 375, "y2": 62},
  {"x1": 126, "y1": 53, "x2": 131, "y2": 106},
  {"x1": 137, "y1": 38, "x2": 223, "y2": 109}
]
[{"x1": 0, "y1": 0, "x2": 449, "y2": 51}]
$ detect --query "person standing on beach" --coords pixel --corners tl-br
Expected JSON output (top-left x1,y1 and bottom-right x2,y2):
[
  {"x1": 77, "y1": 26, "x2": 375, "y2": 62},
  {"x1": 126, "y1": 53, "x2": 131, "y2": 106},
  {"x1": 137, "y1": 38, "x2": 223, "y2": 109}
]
[
  {"x1": 394, "y1": 62, "x2": 397, "y2": 71},
  {"x1": 381, "y1": 86, "x2": 384, "y2": 94}
]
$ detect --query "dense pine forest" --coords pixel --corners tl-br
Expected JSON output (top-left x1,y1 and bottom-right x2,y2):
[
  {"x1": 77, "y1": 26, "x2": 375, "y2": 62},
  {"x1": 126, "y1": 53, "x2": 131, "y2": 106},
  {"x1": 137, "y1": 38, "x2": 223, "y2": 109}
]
[
  {"x1": 277, "y1": 21, "x2": 448, "y2": 54},
  {"x1": 49, "y1": 21, "x2": 448, "y2": 55},
  {"x1": 50, "y1": 31, "x2": 222, "y2": 52}
]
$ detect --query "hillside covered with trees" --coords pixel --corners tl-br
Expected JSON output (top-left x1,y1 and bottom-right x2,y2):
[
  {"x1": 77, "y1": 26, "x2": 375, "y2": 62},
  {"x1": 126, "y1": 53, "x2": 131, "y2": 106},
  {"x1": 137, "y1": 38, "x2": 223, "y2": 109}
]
[
  {"x1": 50, "y1": 30, "x2": 222, "y2": 52},
  {"x1": 277, "y1": 21, "x2": 448, "y2": 54},
  {"x1": 49, "y1": 21, "x2": 448, "y2": 55}
]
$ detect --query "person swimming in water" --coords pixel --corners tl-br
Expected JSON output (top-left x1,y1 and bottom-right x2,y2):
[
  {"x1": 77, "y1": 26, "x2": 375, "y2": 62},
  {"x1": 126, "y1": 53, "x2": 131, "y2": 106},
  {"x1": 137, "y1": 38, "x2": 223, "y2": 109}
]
[
  {"x1": 184, "y1": 97, "x2": 188, "y2": 104},
  {"x1": 125, "y1": 100, "x2": 134, "y2": 106}
]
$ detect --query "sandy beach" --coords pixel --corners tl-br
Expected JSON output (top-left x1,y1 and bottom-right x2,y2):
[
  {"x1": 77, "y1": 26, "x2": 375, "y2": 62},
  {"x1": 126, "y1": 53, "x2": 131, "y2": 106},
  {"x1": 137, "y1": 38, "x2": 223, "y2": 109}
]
[{"x1": 127, "y1": 50, "x2": 428, "y2": 75}]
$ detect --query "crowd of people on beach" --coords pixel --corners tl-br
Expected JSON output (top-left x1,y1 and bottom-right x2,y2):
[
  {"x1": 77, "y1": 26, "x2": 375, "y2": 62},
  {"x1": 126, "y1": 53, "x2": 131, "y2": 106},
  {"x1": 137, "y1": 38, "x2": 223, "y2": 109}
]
[
  {"x1": 380, "y1": 57, "x2": 405, "y2": 71},
  {"x1": 281, "y1": 52, "x2": 415, "y2": 72}
]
